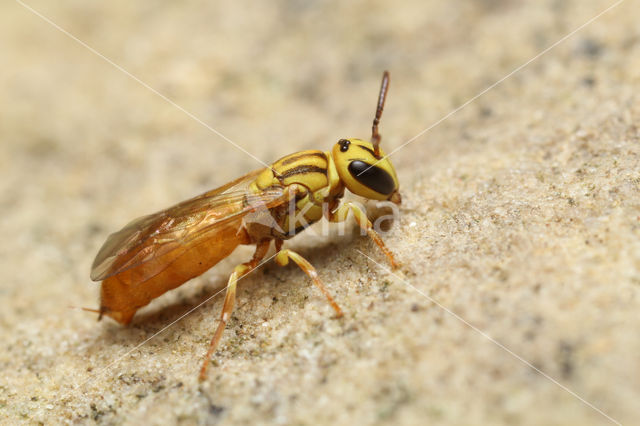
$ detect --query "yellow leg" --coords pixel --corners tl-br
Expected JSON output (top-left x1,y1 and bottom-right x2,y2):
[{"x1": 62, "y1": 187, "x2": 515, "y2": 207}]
[
  {"x1": 327, "y1": 202, "x2": 399, "y2": 269},
  {"x1": 274, "y1": 243, "x2": 343, "y2": 318},
  {"x1": 199, "y1": 240, "x2": 270, "y2": 381}
]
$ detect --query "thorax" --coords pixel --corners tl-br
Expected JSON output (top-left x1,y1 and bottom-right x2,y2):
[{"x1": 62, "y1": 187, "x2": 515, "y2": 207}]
[{"x1": 247, "y1": 150, "x2": 344, "y2": 239}]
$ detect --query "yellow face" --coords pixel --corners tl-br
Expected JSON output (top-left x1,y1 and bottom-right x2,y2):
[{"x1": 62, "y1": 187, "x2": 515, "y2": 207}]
[{"x1": 331, "y1": 138, "x2": 400, "y2": 203}]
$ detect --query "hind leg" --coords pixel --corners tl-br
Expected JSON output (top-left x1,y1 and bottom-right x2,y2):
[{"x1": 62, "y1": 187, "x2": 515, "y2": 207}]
[{"x1": 199, "y1": 239, "x2": 271, "y2": 381}]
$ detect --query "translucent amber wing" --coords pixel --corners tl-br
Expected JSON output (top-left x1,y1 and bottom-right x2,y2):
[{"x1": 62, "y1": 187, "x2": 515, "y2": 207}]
[{"x1": 90, "y1": 169, "x2": 285, "y2": 281}]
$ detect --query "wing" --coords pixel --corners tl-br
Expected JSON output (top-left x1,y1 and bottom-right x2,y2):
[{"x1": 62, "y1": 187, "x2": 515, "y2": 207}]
[{"x1": 90, "y1": 169, "x2": 286, "y2": 282}]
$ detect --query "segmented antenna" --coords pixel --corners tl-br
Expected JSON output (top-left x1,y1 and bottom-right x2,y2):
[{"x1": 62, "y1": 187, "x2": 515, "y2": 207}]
[{"x1": 371, "y1": 71, "x2": 390, "y2": 157}]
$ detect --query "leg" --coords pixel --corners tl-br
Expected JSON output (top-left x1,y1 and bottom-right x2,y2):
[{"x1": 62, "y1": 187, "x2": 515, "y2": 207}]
[
  {"x1": 199, "y1": 240, "x2": 270, "y2": 381},
  {"x1": 274, "y1": 240, "x2": 343, "y2": 318},
  {"x1": 327, "y1": 202, "x2": 399, "y2": 269}
]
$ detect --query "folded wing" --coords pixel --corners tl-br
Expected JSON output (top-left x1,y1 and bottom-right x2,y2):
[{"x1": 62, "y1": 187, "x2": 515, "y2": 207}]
[{"x1": 90, "y1": 169, "x2": 285, "y2": 282}]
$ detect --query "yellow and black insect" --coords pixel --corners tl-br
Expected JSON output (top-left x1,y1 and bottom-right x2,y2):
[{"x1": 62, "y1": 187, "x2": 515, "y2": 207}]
[{"x1": 89, "y1": 71, "x2": 401, "y2": 380}]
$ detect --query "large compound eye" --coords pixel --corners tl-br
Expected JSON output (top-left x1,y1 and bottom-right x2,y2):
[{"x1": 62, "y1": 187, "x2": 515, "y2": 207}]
[{"x1": 348, "y1": 160, "x2": 395, "y2": 195}]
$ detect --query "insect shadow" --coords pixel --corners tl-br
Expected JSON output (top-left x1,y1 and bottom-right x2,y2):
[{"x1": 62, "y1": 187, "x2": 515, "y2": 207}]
[{"x1": 90, "y1": 235, "x2": 366, "y2": 350}]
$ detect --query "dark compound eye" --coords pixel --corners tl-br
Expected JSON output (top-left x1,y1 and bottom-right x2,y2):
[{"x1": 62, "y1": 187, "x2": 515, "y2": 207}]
[
  {"x1": 348, "y1": 160, "x2": 395, "y2": 195},
  {"x1": 338, "y1": 139, "x2": 351, "y2": 152}
]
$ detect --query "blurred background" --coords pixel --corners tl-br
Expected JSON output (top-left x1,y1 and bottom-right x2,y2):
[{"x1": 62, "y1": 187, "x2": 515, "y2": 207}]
[{"x1": 1, "y1": 0, "x2": 638, "y2": 424}]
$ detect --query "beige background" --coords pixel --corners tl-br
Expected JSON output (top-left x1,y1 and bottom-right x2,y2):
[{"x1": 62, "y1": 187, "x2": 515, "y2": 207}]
[{"x1": 1, "y1": 0, "x2": 639, "y2": 424}]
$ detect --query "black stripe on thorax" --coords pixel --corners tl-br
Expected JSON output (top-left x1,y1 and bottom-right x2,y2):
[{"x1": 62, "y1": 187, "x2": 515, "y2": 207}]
[
  {"x1": 280, "y1": 165, "x2": 327, "y2": 179},
  {"x1": 279, "y1": 151, "x2": 327, "y2": 166}
]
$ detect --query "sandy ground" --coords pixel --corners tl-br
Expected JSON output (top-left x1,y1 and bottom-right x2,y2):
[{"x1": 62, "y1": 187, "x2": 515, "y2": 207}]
[{"x1": 1, "y1": 0, "x2": 639, "y2": 424}]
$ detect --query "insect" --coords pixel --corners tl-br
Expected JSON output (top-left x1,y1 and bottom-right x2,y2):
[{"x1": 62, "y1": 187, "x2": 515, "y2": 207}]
[{"x1": 89, "y1": 71, "x2": 401, "y2": 380}]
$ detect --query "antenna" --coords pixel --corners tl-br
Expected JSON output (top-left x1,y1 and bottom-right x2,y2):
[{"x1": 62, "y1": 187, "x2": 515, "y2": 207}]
[{"x1": 371, "y1": 71, "x2": 390, "y2": 157}]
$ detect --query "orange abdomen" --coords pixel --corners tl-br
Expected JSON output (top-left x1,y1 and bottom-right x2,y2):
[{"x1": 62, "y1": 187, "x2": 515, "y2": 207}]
[{"x1": 100, "y1": 225, "x2": 251, "y2": 324}]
